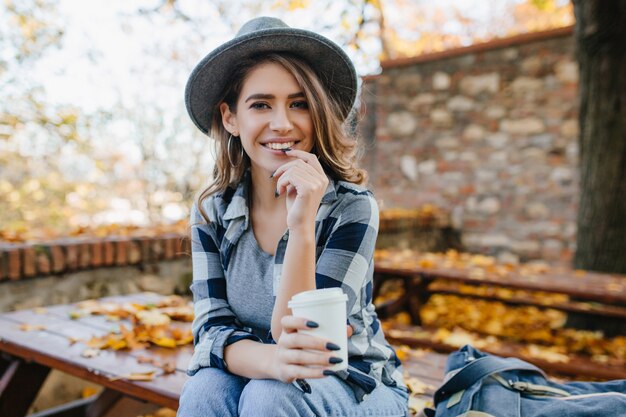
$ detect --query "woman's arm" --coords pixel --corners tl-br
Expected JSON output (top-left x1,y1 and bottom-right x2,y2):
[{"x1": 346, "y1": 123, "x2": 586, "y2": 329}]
[
  {"x1": 270, "y1": 224, "x2": 317, "y2": 338},
  {"x1": 188, "y1": 204, "x2": 261, "y2": 373},
  {"x1": 269, "y1": 149, "x2": 329, "y2": 338}
]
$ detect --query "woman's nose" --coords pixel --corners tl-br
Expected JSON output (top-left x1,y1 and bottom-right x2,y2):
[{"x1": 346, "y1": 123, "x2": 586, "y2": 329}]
[{"x1": 269, "y1": 108, "x2": 293, "y2": 132}]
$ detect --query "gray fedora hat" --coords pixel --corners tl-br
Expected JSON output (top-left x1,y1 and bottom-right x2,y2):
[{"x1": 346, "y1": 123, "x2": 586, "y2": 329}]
[{"x1": 185, "y1": 16, "x2": 358, "y2": 135}]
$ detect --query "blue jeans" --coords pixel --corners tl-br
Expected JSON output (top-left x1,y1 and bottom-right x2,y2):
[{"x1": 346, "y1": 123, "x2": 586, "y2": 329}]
[{"x1": 177, "y1": 367, "x2": 409, "y2": 416}]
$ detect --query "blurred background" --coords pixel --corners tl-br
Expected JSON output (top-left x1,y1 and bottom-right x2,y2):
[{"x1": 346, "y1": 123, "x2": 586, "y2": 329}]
[
  {"x1": 1, "y1": 0, "x2": 573, "y2": 241},
  {"x1": 5, "y1": 3, "x2": 626, "y2": 415}
]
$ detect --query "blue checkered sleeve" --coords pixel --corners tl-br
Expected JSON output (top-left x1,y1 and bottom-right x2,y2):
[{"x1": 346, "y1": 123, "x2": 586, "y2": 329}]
[
  {"x1": 187, "y1": 203, "x2": 261, "y2": 375},
  {"x1": 315, "y1": 189, "x2": 379, "y2": 318}
]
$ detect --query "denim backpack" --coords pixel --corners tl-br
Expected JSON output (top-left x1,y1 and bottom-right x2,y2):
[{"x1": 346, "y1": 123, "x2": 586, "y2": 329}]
[{"x1": 425, "y1": 345, "x2": 626, "y2": 417}]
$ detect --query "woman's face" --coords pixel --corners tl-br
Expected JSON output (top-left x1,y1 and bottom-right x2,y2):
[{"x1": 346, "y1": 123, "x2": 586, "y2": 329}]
[{"x1": 221, "y1": 62, "x2": 314, "y2": 175}]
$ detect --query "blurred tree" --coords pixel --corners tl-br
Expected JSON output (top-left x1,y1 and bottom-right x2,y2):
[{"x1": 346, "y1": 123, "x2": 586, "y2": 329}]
[
  {"x1": 0, "y1": 0, "x2": 102, "y2": 235},
  {"x1": 572, "y1": 0, "x2": 626, "y2": 273},
  {"x1": 380, "y1": 0, "x2": 573, "y2": 60}
]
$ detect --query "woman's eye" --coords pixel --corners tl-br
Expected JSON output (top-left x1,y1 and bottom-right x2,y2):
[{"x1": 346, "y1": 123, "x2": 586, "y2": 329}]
[
  {"x1": 250, "y1": 102, "x2": 270, "y2": 110},
  {"x1": 291, "y1": 100, "x2": 309, "y2": 109}
]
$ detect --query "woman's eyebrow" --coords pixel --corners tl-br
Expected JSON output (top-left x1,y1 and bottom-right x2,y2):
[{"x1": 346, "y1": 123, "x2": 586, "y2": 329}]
[{"x1": 245, "y1": 92, "x2": 305, "y2": 102}]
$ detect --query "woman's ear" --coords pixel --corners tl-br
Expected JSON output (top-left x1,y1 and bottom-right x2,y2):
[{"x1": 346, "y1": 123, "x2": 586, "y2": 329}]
[{"x1": 220, "y1": 102, "x2": 238, "y2": 135}]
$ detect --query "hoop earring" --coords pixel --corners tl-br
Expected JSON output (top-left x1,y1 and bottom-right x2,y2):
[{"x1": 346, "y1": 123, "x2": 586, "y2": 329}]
[{"x1": 227, "y1": 134, "x2": 244, "y2": 168}]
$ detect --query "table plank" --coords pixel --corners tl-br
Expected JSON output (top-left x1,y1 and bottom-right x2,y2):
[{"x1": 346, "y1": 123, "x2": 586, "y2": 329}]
[
  {"x1": 386, "y1": 325, "x2": 626, "y2": 381},
  {"x1": 375, "y1": 264, "x2": 626, "y2": 304},
  {"x1": 2, "y1": 308, "x2": 194, "y2": 373},
  {"x1": 0, "y1": 314, "x2": 187, "y2": 410}
]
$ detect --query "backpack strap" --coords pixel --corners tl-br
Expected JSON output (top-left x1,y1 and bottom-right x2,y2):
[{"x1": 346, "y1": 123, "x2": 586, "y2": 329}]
[{"x1": 433, "y1": 356, "x2": 545, "y2": 405}]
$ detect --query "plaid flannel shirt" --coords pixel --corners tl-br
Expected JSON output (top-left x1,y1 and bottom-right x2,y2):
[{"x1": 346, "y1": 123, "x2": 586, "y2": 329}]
[{"x1": 187, "y1": 171, "x2": 406, "y2": 401}]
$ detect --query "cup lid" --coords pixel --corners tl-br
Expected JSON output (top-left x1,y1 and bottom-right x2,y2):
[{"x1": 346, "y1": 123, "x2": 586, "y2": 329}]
[{"x1": 288, "y1": 288, "x2": 348, "y2": 308}]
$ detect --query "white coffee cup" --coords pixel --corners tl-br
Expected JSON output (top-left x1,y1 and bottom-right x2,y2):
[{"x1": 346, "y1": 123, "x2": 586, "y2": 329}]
[{"x1": 288, "y1": 288, "x2": 349, "y2": 371}]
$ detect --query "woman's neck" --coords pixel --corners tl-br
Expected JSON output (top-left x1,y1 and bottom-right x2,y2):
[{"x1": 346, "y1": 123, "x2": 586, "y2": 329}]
[{"x1": 249, "y1": 164, "x2": 285, "y2": 213}]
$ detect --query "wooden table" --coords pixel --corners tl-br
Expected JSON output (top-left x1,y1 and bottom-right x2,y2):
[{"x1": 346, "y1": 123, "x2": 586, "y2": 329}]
[
  {"x1": 0, "y1": 293, "x2": 446, "y2": 417},
  {"x1": 374, "y1": 256, "x2": 626, "y2": 325},
  {"x1": 0, "y1": 293, "x2": 190, "y2": 417},
  {"x1": 373, "y1": 253, "x2": 626, "y2": 381}
]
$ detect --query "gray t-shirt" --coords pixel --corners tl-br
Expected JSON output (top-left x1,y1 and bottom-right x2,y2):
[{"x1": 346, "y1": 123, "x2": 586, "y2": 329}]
[{"x1": 226, "y1": 225, "x2": 275, "y2": 342}]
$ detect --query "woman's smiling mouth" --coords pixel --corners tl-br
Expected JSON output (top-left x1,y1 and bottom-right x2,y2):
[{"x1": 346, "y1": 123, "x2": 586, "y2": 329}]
[{"x1": 263, "y1": 141, "x2": 298, "y2": 150}]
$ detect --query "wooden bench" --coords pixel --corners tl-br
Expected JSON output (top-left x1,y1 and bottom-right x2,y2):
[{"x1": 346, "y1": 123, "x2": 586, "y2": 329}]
[
  {"x1": 373, "y1": 250, "x2": 626, "y2": 324},
  {"x1": 373, "y1": 250, "x2": 626, "y2": 381},
  {"x1": 0, "y1": 293, "x2": 445, "y2": 417}
]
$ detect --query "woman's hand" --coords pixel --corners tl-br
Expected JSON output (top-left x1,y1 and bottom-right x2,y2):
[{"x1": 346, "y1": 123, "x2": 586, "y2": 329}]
[
  {"x1": 270, "y1": 315, "x2": 343, "y2": 384},
  {"x1": 272, "y1": 150, "x2": 328, "y2": 231}
]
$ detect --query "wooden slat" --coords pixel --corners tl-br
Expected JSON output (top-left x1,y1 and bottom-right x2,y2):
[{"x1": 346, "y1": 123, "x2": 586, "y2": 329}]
[
  {"x1": 2, "y1": 306, "x2": 194, "y2": 372},
  {"x1": 375, "y1": 264, "x2": 626, "y2": 304},
  {"x1": 36, "y1": 303, "x2": 194, "y2": 372},
  {"x1": 0, "y1": 314, "x2": 186, "y2": 410},
  {"x1": 430, "y1": 287, "x2": 626, "y2": 319},
  {"x1": 385, "y1": 325, "x2": 626, "y2": 381}
]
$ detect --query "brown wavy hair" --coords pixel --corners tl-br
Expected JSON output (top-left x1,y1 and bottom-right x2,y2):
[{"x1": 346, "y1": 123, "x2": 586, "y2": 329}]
[{"x1": 196, "y1": 53, "x2": 367, "y2": 223}]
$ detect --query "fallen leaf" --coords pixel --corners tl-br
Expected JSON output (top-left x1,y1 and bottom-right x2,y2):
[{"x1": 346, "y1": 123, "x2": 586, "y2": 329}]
[
  {"x1": 408, "y1": 396, "x2": 432, "y2": 414},
  {"x1": 82, "y1": 386, "x2": 100, "y2": 398},
  {"x1": 19, "y1": 323, "x2": 46, "y2": 332},
  {"x1": 81, "y1": 348, "x2": 100, "y2": 358},
  {"x1": 152, "y1": 337, "x2": 177, "y2": 348},
  {"x1": 522, "y1": 345, "x2": 570, "y2": 363},
  {"x1": 110, "y1": 371, "x2": 157, "y2": 381},
  {"x1": 405, "y1": 376, "x2": 435, "y2": 395},
  {"x1": 160, "y1": 362, "x2": 176, "y2": 374},
  {"x1": 68, "y1": 311, "x2": 83, "y2": 320}
]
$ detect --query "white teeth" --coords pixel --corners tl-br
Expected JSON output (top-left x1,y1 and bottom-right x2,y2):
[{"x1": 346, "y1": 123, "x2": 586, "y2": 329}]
[{"x1": 265, "y1": 141, "x2": 295, "y2": 150}]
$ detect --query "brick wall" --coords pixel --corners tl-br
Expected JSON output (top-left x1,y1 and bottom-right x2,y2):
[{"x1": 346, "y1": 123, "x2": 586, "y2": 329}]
[
  {"x1": 0, "y1": 234, "x2": 190, "y2": 282},
  {"x1": 0, "y1": 235, "x2": 192, "y2": 312},
  {"x1": 360, "y1": 27, "x2": 578, "y2": 264},
  {"x1": 0, "y1": 213, "x2": 454, "y2": 311}
]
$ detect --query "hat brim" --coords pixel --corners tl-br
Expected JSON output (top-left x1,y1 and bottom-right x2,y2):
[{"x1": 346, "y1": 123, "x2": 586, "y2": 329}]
[{"x1": 185, "y1": 28, "x2": 358, "y2": 135}]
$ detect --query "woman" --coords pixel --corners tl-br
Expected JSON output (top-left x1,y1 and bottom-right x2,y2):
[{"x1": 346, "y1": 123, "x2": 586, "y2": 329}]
[{"x1": 178, "y1": 16, "x2": 408, "y2": 416}]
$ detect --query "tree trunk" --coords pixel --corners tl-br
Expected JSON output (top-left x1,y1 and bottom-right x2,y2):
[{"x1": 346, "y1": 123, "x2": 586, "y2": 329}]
[{"x1": 573, "y1": 0, "x2": 626, "y2": 273}]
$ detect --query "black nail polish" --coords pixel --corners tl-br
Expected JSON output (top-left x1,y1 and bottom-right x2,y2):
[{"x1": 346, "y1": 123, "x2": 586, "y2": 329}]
[
  {"x1": 329, "y1": 357, "x2": 343, "y2": 364},
  {"x1": 306, "y1": 321, "x2": 319, "y2": 328},
  {"x1": 281, "y1": 148, "x2": 292, "y2": 153},
  {"x1": 269, "y1": 170, "x2": 276, "y2": 178},
  {"x1": 326, "y1": 342, "x2": 340, "y2": 351},
  {"x1": 274, "y1": 190, "x2": 279, "y2": 198},
  {"x1": 323, "y1": 370, "x2": 336, "y2": 376},
  {"x1": 295, "y1": 378, "x2": 312, "y2": 394}
]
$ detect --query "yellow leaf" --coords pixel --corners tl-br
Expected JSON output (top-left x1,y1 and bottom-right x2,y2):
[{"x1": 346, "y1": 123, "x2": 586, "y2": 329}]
[
  {"x1": 405, "y1": 376, "x2": 435, "y2": 395},
  {"x1": 110, "y1": 371, "x2": 157, "y2": 381},
  {"x1": 19, "y1": 323, "x2": 46, "y2": 331},
  {"x1": 408, "y1": 396, "x2": 432, "y2": 414},
  {"x1": 82, "y1": 386, "x2": 100, "y2": 398},
  {"x1": 152, "y1": 337, "x2": 177, "y2": 348}
]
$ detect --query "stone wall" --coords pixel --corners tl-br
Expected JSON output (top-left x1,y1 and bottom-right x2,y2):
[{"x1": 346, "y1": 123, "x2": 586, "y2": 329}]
[{"x1": 360, "y1": 27, "x2": 578, "y2": 264}]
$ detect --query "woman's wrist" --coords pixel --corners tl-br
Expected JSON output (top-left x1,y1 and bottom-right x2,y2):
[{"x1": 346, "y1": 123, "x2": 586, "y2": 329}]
[
  {"x1": 287, "y1": 220, "x2": 316, "y2": 236},
  {"x1": 264, "y1": 343, "x2": 280, "y2": 380}
]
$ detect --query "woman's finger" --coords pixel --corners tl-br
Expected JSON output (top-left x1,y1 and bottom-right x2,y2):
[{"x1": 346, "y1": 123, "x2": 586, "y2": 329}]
[
  {"x1": 280, "y1": 331, "x2": 333, "y2": 351},
  {"x1": 280, "y1": 364, "x2": 329, "y2": 382},
  {"x1": 281, "y1": 315, "x2": 318, "y2": 332},
  {"x1": 280, "y1": 347, "x2": 338, "y2": 367},
  {"x1": 276, "y1": 170, "x2": 319, "y2": 197},
  {"x1": 283, "y1": 149, "x2": 324, "y2": 174},
  {"x1": 272, "y1": 158, "x2": 319, "y2": 183}
]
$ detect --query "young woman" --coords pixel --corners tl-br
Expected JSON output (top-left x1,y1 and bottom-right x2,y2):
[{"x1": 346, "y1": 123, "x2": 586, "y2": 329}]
[{"x1": 178, "y1": 16, "x2": 408, "y2": 416}]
